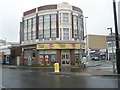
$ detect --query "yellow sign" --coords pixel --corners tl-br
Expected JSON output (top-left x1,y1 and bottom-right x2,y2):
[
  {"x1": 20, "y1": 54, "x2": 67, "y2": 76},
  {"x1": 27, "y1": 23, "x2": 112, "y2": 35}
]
[
  {"x1": 61, "y1": 50, "x2": 70, "y2": 53},
  {"x1": 81, "y1": 44, "x2": 85, "y2": 49},
  {"x1": 36, "y1": 44, "x2": 85, "y2": 49}
]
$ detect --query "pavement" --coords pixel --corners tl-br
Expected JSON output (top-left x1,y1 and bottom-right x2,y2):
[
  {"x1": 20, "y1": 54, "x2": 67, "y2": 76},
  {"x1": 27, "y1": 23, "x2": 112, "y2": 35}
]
[
  {"x1": 1, "y1": 60, "x2": 101, "y2": 68},
  {"x1": 1, "y1": 60, "x2": 119, "y2": 76}
]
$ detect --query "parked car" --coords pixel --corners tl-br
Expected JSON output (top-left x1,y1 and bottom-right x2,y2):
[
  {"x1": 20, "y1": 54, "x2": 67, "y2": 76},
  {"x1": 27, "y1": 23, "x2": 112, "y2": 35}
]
[{"x1": 91, "y1": 57, "x2": 100, "y2": 61}]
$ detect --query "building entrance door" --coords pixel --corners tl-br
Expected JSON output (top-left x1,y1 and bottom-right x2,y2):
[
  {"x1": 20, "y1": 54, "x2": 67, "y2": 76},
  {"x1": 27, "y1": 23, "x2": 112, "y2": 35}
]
[{"x1": 61, "y1": 50, "x2": 70, "y2": 66}]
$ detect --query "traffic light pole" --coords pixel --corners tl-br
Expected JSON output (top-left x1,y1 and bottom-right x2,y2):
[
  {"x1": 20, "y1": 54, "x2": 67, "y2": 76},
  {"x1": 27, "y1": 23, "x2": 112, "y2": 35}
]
[{"x1": 113, "y1": 0, "x2": 120, "y2": 74}]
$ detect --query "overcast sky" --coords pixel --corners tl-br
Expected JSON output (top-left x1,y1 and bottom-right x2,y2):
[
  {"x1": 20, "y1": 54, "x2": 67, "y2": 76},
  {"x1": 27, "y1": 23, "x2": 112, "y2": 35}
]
[{"x1": 0, "y1": 0, "x2": 120, "y2": 42}]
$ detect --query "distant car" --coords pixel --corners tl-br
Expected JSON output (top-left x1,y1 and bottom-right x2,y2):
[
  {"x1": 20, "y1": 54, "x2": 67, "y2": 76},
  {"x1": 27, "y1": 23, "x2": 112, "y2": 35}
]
[{"x1": 92, "y1": 57, "x2": 100, "y2": 61}]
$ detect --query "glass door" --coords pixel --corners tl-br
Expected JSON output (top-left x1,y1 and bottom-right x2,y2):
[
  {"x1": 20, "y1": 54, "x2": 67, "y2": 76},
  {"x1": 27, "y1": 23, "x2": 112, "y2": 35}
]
[{"x1": 61, "y1": 53, "x2": 70, "y2": 66}]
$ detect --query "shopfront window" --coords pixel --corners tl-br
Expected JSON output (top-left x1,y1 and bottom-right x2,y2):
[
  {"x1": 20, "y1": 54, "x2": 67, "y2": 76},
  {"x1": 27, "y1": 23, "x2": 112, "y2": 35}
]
[
  {"x1": 39, "y1": 50, "x2": 56, "y2": 65},
  {"x1": 39, "y1": 55, "x2": 44, "y2": 65},
  {"x1": 50, "y1": 55, "x2": 56, "y2": 62}
]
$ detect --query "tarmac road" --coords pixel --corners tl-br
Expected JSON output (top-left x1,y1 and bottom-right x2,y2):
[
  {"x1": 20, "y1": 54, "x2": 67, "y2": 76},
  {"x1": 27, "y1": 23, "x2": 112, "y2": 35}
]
[{"x1": 1, "y1": 67, "x2": 120, "y2": 88}]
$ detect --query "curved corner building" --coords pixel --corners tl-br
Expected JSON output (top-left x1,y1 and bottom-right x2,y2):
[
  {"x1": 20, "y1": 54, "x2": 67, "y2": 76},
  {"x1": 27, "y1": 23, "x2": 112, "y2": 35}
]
[{"x1": 20, "y1": 2, "x2": 85, "y2": 66}]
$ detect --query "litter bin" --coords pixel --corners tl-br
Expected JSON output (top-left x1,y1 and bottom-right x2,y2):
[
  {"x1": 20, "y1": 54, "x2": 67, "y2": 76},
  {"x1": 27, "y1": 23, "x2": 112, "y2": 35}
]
[{"x1": 54, "y1": 63, "x2": 60, "y2": 72}]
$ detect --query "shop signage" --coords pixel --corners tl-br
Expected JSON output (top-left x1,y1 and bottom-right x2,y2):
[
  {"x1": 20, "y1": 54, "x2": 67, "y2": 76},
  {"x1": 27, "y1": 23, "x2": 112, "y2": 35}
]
[
  {"x1": 61, "y1": 50, "x2": 70, "y2": 53},
  {"x1": 36, "y1": 44, "x2": 84, "y2": 49},
  {"x1": 49, "y1": 44, "x2": 54, "y2": 49},
  {"x1": 45, "y1": 58, "x2": 49, "y2": 62},
  {"x1": 51, "y1": 55, "x2": 56, "y2": 62},
  {"x1": 40, "y1": 58, "x2": 43, "y2": 62}
]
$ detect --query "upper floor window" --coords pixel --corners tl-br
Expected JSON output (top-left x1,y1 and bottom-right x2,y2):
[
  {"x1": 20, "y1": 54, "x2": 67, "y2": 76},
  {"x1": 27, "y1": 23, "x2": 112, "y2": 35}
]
[
  {"x1": 39, "y1": 30, "x2": 43, "y2": 41},
  {"x1": 28, "y1": 19, "x2": 32, "y2": 29},
  {"x1": 44, "y1": 14, "x2": 50, "y2": 26},
  {"x1": 24, "y1": 20, "x2": 27, "y2": 32},
  {"x1": 51, "y1": 29, "x2": 56, "y2": 40},
  {"x1": 44, "y1": 29, "x2": 50, "y2": 41},
  {"x1": 73, "y1": 15, "x2": 77, "y2": 26},
  {"x1": 51, "y1": 14, "x2": 56, "y2": 25},
  {"x1": 74, "y1": 30, "x2": 78, "y2": 40},
  {"x1": 32, "y1": 17, "x2": 36, "y2": 30},
  {"x1": 63, "y1": 13, "x2": 69, "y2": 24},
  {"x1": 39, "y1": 15, "x2": 43, "y2": 27},
  {"x1": 60, "y1": 28, "x2": 62, "y2": 40},
  {"x1": 63, "y1": 28, "x2": 69, "y2": 40}
]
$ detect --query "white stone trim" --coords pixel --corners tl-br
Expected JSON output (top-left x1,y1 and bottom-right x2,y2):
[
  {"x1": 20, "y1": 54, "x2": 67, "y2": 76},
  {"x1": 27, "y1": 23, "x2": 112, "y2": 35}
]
[
  {"x1": 57, "y1": 2, "x2": 72, "y2": 10},
  {"x1": 23, "y1": 14, "x2": 36, "y2": 20},
  {"x1": 72, "y1": 12, "x2": 78, "y2": 16},
  {"x1": 38, "y1": 10, "x2": 57, "y2": 16}
]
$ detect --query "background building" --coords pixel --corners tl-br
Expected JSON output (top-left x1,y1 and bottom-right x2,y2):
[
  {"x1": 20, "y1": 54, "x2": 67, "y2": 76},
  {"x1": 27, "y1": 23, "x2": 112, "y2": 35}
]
[
  {"x1": 85, "y1": 34, "x2": 120, "y2": 60},
  {"x1": 85, "y1": 34, "x2": 108, "y2": 60},
  {"x1": 0, "y1": 41, "x2": 21, "y2": 65},
  {"x1": 20, "y1": 2, "x2": 85, "y2": 66}
]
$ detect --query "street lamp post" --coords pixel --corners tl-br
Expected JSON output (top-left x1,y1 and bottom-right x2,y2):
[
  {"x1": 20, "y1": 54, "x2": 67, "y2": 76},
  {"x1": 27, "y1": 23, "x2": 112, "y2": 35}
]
[
  {"x1": 107, "y1": 27, "x2": 116, "y2": 73},
  {"x1": 85, "y1": 17, "x2": 88, "y2": 57},
  {"x1": 113, "y1": 0, "x2": 120, "y2": 74},
  {"x1": 79, "y1": 15, "x2": 84, "y2": 65}
]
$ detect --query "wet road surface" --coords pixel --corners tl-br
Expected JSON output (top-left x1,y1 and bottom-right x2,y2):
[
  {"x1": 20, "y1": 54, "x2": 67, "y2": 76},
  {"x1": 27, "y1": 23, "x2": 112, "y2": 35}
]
[{"x1": 1, "y1": 67, "x2": 120, "y2": 88}]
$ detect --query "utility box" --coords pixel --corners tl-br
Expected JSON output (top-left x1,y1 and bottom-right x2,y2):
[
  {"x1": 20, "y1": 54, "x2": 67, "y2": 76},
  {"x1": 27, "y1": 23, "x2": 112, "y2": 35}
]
[{"x1": 54, "y1": 63, "x2": 60, "y2": 72}]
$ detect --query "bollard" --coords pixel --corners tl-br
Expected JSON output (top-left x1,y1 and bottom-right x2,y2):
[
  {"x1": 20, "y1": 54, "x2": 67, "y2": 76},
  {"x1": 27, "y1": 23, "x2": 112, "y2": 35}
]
[{"x1": 54, "y1": 63, "x2": 60, "y2": 72}]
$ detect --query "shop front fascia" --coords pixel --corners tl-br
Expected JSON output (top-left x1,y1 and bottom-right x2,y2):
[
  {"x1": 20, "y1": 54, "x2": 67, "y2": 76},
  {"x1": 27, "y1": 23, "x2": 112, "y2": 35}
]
[
  {"x1": 36, "y1": 43, "x2": 85, "y2": 66},
  {"x1": 21, "y1": 43, "x2": 85, "y2": 66}
]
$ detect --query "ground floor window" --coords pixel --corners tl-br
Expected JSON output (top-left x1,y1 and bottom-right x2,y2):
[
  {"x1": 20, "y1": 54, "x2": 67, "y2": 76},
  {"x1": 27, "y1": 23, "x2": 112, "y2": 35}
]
[
  {"x1": 50, "y1": 55, "x2": 56, "y2": 62},
  {"x1": 38, "y1": 50, "x2": 56, "y2": 65},
  {"x1": 39, "y1": 55, "x2": 44, "y2": 65}
]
